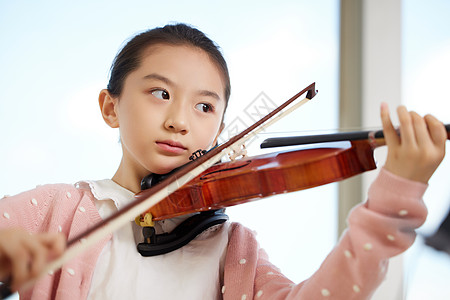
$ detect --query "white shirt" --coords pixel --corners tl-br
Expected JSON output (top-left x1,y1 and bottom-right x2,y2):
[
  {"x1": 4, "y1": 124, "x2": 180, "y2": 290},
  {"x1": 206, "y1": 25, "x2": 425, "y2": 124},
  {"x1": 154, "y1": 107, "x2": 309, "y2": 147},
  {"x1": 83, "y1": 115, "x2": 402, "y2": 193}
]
[{"x1": 83, "y1": 179, "x2": 230, "y2": 300}]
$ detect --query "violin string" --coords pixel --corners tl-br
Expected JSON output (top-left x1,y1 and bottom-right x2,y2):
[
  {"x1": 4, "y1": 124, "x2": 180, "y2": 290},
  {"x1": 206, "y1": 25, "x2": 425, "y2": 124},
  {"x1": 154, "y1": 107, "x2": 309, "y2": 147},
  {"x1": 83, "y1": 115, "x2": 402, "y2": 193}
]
[
  {"x1": 255, "y1": 126, "x2": 383, "y2": 136},
  {"x1": 257, "y1": 122, "x2": 450, "y2": 137}
]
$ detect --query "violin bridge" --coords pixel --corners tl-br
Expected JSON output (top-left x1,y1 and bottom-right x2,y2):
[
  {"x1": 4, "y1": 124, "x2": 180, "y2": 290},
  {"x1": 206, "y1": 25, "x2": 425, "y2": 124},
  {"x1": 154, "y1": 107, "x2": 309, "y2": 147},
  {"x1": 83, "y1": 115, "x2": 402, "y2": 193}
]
[{"x1": 228, "y1": 143, "x2": 247, "y2": 161}]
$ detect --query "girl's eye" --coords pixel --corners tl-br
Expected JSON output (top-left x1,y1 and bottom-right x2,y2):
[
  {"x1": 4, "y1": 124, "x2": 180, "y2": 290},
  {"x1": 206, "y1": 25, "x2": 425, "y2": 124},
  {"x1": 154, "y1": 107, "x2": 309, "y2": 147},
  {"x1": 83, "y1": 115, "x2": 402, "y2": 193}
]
[
  {"x1": 151, "y1": 89, "x2": 170, "y2": 100},
  {"x1": 195, "y1": 103, "x2": 214, "y2": 113}
]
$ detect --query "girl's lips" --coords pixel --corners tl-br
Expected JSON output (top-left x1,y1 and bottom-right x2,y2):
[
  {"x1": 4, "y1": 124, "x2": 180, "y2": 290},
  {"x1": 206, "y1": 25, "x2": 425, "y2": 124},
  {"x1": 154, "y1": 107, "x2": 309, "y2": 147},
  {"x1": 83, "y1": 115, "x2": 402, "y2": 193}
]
[{"x1": 156, "y1": 140, "x2": 187, "y2": 154}]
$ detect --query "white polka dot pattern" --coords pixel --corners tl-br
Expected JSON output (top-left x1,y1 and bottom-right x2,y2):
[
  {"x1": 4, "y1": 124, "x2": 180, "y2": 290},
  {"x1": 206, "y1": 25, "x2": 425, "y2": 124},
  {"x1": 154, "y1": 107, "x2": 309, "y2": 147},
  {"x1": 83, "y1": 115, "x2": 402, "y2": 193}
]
[
  {"x1": 321, "y1": 288, "x2": 330, "y2": 296},
  {"x1": 67, "y1": 268, "x2": 75, "y2": 276},
  {"x1": 363, "y1": 243, "x2": 373, "y2": 251}
]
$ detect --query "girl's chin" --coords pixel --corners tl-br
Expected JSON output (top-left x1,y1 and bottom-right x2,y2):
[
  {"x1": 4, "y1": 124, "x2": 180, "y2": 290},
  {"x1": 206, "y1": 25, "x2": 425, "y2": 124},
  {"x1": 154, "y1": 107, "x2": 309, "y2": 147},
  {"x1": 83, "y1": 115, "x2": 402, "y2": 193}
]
[{"x1": 147, "y1": 162, "x2": 188, "y2": 175}]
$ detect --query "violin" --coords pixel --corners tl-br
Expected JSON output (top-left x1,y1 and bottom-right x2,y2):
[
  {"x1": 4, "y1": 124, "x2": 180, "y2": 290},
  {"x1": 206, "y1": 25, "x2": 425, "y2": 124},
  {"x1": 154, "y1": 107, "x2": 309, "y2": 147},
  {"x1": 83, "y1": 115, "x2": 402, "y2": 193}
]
[
  {"x1": 135, "y1": 125, "x2": 450, "y2": 222},
  {"x1": 132, "y1": 111, "x2": 449, "y2": 256}
]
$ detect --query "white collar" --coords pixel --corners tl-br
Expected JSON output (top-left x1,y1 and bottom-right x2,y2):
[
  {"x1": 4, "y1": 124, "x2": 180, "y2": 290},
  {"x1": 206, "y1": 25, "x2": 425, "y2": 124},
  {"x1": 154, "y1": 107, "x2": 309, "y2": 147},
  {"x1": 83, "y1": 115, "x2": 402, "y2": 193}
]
[
  {"x1": 83, "y1": 179, "x2": 135, "y2": 210},
  {"x1": 80, "y1": 179, "x2": 193, "y2": 233}
]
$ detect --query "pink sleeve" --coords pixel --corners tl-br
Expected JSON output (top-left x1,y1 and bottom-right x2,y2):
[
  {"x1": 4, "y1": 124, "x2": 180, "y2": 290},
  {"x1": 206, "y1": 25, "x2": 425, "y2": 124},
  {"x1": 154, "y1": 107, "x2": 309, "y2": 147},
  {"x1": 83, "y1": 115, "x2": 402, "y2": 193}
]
[
  {"x1": 282, "y1": 168, "x2": 428, "y2": 299},
  {"x1": 0, "y1": 185, "x2": 108, "y2": 300},
  {"x1": 0, "y1": 184, "x2": 80, "y2": 235},
  {"x1": 225, "y1": 168, "x2": 428, "y2": 299},
  {"x1": 0, "y1": 185, "x2": 54, "y2": 232}
]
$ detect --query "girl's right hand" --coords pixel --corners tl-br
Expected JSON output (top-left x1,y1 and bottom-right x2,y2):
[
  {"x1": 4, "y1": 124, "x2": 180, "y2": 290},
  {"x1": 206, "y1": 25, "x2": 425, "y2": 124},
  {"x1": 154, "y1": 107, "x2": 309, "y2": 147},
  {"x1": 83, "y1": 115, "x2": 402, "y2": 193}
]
[{"x1": 0, "y1": 228, "x2": 66, "y2": 291}]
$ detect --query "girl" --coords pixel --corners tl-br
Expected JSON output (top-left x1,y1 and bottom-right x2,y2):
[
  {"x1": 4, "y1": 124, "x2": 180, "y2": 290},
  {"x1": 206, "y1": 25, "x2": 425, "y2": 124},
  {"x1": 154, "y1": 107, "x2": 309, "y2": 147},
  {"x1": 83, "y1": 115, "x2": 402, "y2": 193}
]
[{"x1": 0, "y1": 23, "x2": 447, "y2": 299}]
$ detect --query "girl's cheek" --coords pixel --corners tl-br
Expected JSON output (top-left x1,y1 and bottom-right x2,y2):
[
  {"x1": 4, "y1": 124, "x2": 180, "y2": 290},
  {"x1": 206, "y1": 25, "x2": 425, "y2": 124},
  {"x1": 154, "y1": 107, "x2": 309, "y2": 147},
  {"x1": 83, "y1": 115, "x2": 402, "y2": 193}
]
[{"x1": 194, "y1": 127, "x2": 214, "y2": 148}]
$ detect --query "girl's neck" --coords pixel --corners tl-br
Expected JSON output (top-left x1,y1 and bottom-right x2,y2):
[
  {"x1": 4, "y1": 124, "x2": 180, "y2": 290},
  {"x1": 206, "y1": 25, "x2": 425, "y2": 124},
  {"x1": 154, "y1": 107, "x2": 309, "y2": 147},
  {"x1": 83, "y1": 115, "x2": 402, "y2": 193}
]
[{"x1": 112, "y1": 159, "x2": 148, "y2": 194}]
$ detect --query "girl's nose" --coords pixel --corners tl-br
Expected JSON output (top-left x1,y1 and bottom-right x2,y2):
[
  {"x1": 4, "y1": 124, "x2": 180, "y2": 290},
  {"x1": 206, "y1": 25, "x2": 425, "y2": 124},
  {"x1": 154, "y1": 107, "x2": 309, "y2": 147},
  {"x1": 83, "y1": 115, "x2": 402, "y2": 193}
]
[{"x1": 164, "y1": 107, "x2": 189, "y2": 134}]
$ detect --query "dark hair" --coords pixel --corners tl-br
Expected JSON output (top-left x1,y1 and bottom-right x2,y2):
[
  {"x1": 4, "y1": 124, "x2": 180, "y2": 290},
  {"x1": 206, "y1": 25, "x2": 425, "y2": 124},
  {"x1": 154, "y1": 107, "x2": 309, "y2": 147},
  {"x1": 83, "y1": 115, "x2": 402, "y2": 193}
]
[{"x1": 107, "y1": 23, "x2": 231, "y2": 105}]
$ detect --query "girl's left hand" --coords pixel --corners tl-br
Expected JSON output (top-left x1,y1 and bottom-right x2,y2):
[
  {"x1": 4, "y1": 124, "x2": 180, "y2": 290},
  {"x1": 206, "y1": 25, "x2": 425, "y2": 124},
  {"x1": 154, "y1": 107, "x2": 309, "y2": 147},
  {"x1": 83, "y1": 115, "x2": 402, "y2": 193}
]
[{"x1": 381, "y1": 103, "x2": 447, "y2": 183}]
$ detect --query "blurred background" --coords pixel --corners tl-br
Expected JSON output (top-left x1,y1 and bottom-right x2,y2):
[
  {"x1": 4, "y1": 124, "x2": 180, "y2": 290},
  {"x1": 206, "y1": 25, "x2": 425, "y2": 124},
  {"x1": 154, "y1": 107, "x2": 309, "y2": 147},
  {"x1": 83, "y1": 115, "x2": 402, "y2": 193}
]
[{"x1": 0, "y1": 0, "x2": 449, "y2": 299}]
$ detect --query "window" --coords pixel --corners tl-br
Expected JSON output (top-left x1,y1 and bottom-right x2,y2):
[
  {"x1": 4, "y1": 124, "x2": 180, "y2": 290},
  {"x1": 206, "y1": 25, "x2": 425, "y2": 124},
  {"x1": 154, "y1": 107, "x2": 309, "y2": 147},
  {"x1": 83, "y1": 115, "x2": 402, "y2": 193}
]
[
  {"x1": 402, "y1": 1, "x2": 450, "y2": 298},
  {"x1": 0, "y1": 0, "x2": 339, "y2": 291}
]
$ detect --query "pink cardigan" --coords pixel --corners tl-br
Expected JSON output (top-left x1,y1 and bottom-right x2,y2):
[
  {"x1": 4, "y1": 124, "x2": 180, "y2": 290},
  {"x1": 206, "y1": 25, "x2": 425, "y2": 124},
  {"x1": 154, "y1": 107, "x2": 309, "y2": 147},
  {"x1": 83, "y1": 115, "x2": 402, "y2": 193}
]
[{"x1": 0, "y1": 168, "x2": 427, "y2": 299}]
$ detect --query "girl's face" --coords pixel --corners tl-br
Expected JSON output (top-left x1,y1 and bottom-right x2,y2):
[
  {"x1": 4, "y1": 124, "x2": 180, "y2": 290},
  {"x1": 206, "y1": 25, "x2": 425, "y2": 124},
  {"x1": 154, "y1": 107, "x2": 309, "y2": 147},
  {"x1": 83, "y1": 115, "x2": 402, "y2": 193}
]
[{"x1": 103, "y1": 44, "x2": 226, "y2": 187}]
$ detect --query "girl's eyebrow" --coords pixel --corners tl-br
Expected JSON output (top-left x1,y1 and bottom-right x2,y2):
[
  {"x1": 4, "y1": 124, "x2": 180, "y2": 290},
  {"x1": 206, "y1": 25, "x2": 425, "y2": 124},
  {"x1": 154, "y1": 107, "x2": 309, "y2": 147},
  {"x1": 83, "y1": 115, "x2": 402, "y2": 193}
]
[
  {"x1": 197, "y1": 90, "x2": 221, "y2": 101},
  {"x1": 142, "y1": 73, "x2": 174, "y2": 86},
  {"x1": 143, "y1": 73, "x2": 222, "y2": 101}
]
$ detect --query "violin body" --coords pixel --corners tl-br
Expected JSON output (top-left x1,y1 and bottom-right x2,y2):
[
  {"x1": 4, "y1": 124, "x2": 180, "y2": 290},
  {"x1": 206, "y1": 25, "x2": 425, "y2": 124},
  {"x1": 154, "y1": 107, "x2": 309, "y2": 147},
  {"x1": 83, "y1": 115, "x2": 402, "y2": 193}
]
[{"x1": 136, "y1": 140, "x2": 378, "y2": 221}]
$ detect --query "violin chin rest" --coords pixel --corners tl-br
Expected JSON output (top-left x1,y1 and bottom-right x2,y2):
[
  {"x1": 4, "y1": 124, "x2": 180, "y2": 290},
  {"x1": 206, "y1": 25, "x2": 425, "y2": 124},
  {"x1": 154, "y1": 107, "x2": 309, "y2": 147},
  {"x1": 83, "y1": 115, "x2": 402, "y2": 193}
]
[{"x1": 137, "y1": 209, "x2": 228, "y2": 257}]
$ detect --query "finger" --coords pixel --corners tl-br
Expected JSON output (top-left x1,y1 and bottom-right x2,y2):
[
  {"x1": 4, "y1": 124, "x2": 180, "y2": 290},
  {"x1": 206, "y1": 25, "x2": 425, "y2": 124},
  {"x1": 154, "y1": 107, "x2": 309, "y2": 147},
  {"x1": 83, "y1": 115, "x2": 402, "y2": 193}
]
[
  {"x1": 380, "y1": 102, "x2": 399, "y2": 147},
  {"x1": 38, "y1": 233, "x2": 66, "y2": 257},
  {"x1": 424, "y1": 114, "x2": 447, "y2": 146},
  {"x1": 22, "y1": 237, "x2": 47, "y2": 277},
  {"x1": 0, "y1": 233, "x2": 28, "y2": 290},
  {"x1": 0, "y1": 255, "x2": 12, "y2": 281},
  {"x1": 397, "y1": 106, "x2": 416, "y2": 147},
  {"x1": 26, "y1": 233, "x2": 66, "y2": 277},
  {"x1": 410, "y1": 111, "x2": 432, "y2": 147},
  {"x1": 11, "y1": 248, "x2": 30, "y2": 291},
  {"x1": 14, "y1": 232, "x2": 51, "y2": 280}
]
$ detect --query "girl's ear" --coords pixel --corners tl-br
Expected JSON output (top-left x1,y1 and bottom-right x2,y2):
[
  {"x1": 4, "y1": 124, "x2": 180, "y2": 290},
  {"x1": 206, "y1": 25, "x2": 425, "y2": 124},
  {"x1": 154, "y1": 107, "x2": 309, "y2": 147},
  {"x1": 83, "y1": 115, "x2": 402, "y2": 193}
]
[{"x1": 99, "y1": 89, "x2": 119, "y2": 128}]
